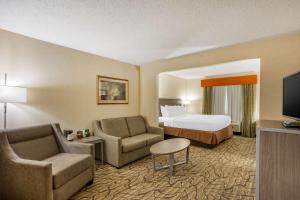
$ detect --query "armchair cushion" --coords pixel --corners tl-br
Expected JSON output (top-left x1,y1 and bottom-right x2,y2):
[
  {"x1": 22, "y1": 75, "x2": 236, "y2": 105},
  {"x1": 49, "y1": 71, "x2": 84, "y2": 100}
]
[
  {"x1": 122, "y1": 135, "x2": 147, "y2": 153},
  {"x1": 101, "y1": 117, "x2": 130, "y2": 138},
  {"x1": 11, "y1": 135, "x2": 60, "y2": 161},
  {"x1": 6, "y1": 124, "x2": 60, "y2": 161},
  {"x1": 126, "y1": 116, "x2": 146, "y2": 136},
  {"x1": 43, "y1": 153, "x2": 93, "y2": 189},
  {"x1": 6, "y1": 124, "x2": 54, "y2": 143}
]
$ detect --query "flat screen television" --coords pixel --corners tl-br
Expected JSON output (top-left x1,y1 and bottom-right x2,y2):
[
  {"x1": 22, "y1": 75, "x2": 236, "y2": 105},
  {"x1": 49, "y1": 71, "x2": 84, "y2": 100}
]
[{"x1": 283, "y1": 71, "x2": 300, "y2": 121}]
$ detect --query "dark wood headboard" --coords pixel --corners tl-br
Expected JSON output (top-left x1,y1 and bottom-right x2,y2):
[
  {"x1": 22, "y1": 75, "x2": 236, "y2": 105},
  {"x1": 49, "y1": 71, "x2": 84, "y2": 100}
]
[{"x1": 158, "y1": 98, "x2": 182, "y2": 116}]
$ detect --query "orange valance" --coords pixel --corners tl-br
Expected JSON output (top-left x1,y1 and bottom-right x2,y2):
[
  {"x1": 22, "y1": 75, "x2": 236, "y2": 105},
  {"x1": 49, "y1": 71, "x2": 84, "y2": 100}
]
[{"x1": 201, "y1": 75, "x2": 257, "y2": 87}]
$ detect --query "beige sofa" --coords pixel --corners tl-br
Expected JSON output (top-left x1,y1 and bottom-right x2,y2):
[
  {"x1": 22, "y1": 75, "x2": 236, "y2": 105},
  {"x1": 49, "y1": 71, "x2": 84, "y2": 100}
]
[
  {"x1": 93, "y1": 115, "x2": 164, "y2": 168},
  {"x1": 0, "y1": 124, "x2": 95, "y2": 200}
]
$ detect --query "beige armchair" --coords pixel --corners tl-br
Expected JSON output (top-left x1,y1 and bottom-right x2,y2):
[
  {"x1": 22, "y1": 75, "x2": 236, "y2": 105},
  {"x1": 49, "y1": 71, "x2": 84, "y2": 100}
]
[
  {"x1": 0, "y1": 124, "x2": 95, "y2": 200},
  {"x1": 93, "y1": 115, "x2": 164, "y2": 168}
]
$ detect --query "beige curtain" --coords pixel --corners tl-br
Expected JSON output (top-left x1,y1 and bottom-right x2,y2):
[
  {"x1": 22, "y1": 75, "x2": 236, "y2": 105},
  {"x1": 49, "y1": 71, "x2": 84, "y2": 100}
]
[
  {"x1": 202, "y1": 87, "x2": 213, "y2": 114},
  {"x1": 241, "y1": 84, "x2": 256, "y2": 137},
  {"x1": 227, "y1": 85, "x2": 243, "y2": 123},
  {"x1": 212, "y1": 86, "x2": 227, "y2": 115}
]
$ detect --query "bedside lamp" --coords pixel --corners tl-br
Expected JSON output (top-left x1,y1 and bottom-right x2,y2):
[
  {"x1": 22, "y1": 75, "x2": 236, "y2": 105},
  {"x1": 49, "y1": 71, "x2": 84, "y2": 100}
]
[
  {"x1": 182, "y1": 100, "x2": 191, "y2": 112},
  {"x1": 0, "y1": 74, "x2": 27, "y2": 128},
  {"x1": 182, "y1": 100, "x2": 191, "y2": 105}
]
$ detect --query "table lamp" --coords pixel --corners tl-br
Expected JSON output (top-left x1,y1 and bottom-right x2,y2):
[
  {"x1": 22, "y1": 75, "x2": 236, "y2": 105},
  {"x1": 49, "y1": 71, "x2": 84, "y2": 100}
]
[
  {"x1": 182, "y1": 100, "x2": 191, "y2": 105},
  {"x1": 0, "y1": 74, "x2": 27, "y2": 128}
]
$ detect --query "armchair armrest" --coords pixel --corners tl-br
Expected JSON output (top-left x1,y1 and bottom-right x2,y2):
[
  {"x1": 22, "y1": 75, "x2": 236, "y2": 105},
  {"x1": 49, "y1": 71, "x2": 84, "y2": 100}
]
[
  {"x1": 147, "y1": 126, "x2": 164, "y2": 136},
  {"x1": 64, "y1": 141, "x2": 95, "y2": 157},
  {"x1": 0, "y1": 133, "x2": 53, "y2": 200},
  {"x1": 61, "y1": 140, "x2": 95, "y2": 176},
  {"x1": 92, "y1": 121, "x2": 122, "y2": 167}
]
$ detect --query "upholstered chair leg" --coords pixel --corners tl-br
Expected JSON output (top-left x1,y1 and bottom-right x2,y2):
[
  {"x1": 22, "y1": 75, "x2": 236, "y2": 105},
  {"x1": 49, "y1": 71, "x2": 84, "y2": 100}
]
[{"x1": 86, "y1": 179, "x2": 94, "y2": 186}]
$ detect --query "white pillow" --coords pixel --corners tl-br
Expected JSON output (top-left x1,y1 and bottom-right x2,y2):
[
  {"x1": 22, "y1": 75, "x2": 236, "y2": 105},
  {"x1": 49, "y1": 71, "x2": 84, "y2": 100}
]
[
  {"x1": 176, "y1": 106, "x2": 186, "y2": 116},
  {"x1": 160, "y1": 106, "x2": 168, "y2": 117},
  {"x1": 177, "y1": 106, "x2": 186, "y2": 115},
  {"x1": 165, "y1": 105, "x2": 186, "y2": 117}
]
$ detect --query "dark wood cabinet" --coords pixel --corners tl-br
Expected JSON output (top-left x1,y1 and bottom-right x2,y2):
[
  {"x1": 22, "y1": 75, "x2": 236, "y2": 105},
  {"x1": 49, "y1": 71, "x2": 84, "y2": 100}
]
[{"x1": 256, "y1": 120, "x2": 300, "y2": 200}]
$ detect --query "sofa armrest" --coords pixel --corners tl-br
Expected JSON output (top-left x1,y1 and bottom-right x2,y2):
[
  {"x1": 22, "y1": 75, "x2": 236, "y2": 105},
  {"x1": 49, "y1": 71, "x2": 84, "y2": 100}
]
[
  {"x1": 147, "y1": 126, "x2": 164, "y2": 136},
  {"x1": 92, "y1": 121, "x2": 122, "y2": 167},
  {"x1": 0, "y1": 133, "x2": 53, "y2": 200}
]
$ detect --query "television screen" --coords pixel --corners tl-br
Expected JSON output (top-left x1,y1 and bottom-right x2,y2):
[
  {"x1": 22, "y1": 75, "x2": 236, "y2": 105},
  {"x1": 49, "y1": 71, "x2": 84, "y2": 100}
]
[{"x1": 283, "y1": 71, "x2": 300, "y2": 119}]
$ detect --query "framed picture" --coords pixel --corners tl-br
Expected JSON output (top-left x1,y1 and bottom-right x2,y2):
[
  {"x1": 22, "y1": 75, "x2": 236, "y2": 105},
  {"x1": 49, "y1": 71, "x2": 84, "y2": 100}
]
[{"x1": 97, "y1": 75, "x2": 129, "y2": 104}]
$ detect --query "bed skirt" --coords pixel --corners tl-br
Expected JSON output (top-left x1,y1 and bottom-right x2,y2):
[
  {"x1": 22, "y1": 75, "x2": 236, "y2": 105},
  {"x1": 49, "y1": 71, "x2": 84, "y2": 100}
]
[{"x1": 164, "y1": 125, "x2": 233, "y2": 145}]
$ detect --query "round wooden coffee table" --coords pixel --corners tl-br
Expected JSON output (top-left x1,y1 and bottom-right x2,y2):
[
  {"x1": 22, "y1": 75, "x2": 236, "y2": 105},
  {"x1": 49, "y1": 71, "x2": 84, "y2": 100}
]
[{"x1": 150, "y1": 138, "x2": 190, "y2": 176}]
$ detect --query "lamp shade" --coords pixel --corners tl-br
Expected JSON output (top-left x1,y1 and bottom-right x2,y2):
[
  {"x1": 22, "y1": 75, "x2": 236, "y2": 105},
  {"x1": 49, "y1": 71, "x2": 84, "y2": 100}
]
[{"x1": 0, "y1": 86, "x2": 27, "y2": 103}]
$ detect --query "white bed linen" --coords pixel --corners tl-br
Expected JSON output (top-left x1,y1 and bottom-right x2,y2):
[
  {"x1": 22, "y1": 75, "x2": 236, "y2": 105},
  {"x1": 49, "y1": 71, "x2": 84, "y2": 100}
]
[
  {"x1": 159, "y1": 117, "x2": 167, "y2": 123},
  {"x1": 162, "y1": 113, "x2": 231, "y2": 132}
]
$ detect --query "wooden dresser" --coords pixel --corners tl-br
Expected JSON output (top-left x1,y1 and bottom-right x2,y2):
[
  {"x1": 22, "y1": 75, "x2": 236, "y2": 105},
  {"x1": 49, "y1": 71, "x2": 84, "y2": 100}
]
[{"x1": 256, "y1": 120, "x2": 300, "y2": 200}]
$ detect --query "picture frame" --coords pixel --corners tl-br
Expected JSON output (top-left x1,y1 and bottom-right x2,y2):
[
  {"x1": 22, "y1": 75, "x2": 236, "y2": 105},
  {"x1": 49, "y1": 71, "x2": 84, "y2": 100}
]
[{"x1": 97, "y1": 75, "x2": 129, "y2": 104}]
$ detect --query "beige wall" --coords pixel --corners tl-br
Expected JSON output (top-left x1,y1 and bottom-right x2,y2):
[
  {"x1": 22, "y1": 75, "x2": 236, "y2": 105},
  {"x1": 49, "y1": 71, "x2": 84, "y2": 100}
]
[
  {"x1": 158, "y1": 74, "x2": 186, "y2": 99},
  {"x1": 158, "y1": 74, "x2": 203, "y2": 114},
  {"x1": 186, "y1": 79, "x2": 203, "y2": 114},
  {"x1": 141, "y1": 32, "x2": 300, "y2": 125},
  {"x1": 0, "y1": 29, "x2": 139, "y2": 130}
]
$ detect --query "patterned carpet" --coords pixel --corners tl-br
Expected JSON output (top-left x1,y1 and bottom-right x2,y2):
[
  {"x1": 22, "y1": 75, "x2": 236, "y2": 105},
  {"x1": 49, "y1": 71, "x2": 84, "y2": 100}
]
[{"x1": 71, "y1": 136, "x2": 256, "y2": 200}]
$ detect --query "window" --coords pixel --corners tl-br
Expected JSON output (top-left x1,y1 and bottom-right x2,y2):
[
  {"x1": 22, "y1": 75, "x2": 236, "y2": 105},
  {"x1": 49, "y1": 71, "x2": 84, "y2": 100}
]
[{"x1": 212, "y1": 85, "x2": 242, "y2": 123}]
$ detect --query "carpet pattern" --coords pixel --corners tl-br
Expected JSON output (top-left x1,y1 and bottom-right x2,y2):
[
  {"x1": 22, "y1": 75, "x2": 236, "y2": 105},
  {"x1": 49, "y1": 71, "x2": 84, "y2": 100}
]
[{"x1": 71, "y1": 136, "x2": 256, "y2": 200}]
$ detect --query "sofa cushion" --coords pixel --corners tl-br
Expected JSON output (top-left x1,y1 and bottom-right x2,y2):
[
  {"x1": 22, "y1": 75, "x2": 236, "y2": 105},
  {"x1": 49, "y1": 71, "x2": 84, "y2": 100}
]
[
  {"x1": 43, "y1": 153, "x2": 93, "y2": 189},
  {"x1": 122, "y1": 135, "x2": 147, "y2": 153},
  {"x1": 101, "y1": 117, "x2": 130, "y2": 138},
  {"x1": 126, "y1": 116, "x2": 146, "y2": 136},
  {"x1": 143, "y1": 133, "x2": 164, "y2": 146}
]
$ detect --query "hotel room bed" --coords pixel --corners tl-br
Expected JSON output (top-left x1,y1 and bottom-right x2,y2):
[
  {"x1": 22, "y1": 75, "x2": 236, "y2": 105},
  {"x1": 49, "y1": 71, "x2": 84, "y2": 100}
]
[{"x1": 159, "y1": 98, "x2": 233, "y2": 145}]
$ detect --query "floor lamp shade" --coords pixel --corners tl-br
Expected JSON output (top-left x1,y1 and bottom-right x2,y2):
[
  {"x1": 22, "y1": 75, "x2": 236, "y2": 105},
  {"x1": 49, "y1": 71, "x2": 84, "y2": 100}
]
[{"x1": 0, "y1": 86, "x2": 27, "y2": 103}]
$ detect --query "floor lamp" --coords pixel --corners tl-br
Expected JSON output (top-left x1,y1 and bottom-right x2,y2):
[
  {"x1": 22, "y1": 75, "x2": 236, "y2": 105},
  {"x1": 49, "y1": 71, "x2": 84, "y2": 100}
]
[{"x1": 0, "y1": 74, "x2": 27, "y2": 129}]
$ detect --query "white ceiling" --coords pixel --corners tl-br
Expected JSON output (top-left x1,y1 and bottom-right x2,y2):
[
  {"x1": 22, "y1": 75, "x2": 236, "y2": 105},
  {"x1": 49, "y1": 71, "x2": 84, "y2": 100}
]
[
  {"x1": 162, "y1": 59, "x2": 260, "y2": 79},
  {"x1": 0, "y1": 1, "x2": 300, "y2": 65}
]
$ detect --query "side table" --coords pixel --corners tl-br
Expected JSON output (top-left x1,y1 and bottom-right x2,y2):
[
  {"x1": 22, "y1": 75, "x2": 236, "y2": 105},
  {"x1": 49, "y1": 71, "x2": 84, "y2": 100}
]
[{"x1": 74, "y1": 136, "x2": 104, "y2": 165}]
